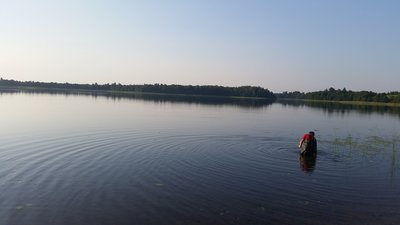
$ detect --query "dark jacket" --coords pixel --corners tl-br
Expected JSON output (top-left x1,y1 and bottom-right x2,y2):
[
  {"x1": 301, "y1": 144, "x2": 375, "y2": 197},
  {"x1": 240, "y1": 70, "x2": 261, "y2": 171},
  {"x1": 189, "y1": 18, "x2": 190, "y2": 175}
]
[{"x1": 300, "y1": 136, "x2": 317, "y2": 156}]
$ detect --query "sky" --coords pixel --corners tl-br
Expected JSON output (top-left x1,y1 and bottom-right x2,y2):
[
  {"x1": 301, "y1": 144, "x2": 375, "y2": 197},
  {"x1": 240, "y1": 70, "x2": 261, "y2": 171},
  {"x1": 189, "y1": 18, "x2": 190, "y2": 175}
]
[{"x1": 1, "y1": 0, "x2": 399, "y2": 93}]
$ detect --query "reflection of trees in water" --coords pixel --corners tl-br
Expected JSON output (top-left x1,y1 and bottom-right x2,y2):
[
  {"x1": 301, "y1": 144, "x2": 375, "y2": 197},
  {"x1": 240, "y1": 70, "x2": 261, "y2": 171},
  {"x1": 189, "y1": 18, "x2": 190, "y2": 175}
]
[
  {"x1": 0, "y1": 88, "x2": 275, "y2": 109},
  {"x1": 278, "y1": 99, "x2": 400, "y2": 118}
]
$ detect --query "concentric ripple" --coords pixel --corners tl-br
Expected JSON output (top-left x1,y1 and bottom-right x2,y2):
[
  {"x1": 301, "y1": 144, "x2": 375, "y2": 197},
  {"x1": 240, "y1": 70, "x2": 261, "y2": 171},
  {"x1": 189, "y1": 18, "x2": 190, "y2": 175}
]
[{"x1": 1, "y1": 128, "x2": 399, "y2": 225}]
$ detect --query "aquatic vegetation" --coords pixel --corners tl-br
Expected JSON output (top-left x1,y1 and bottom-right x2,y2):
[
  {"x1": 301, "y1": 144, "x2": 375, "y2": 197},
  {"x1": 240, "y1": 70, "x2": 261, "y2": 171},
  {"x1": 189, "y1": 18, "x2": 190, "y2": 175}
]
[
  {"x1": 326, "y1": 134, "x2": 400, "y2": 175},
  {"x1": 332, "y1": 135, "x2": 356, "y2": 147},
  {"x1": 358, "y1": 136, "x2": 393, "y2": 155},
  {"x1": 328, "y1": 134, "x2": 399, "y2": 155}
]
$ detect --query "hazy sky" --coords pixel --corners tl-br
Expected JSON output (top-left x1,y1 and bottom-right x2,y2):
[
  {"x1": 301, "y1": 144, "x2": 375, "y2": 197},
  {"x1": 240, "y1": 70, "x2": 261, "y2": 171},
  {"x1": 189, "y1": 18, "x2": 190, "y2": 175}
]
[{"x1": 1, "y1": 0, "x2": 399, "y2": 92}]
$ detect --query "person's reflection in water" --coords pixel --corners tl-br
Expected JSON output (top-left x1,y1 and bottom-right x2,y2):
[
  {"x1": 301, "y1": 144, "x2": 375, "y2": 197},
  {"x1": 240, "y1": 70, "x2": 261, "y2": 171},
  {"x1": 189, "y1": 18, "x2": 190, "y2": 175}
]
[
  {"x1": 299, "y1": 154, "x2": 317, "y2": 173},
  {"x1": 298, "y1": 131, "x2": 318, "y2": 173}
]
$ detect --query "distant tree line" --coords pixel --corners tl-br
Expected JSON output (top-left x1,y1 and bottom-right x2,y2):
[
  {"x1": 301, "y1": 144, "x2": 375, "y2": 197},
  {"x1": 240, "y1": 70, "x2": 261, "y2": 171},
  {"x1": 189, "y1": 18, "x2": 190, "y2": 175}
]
[
  {"x1": 277, "y1": 87, "x2": 400, "y2": 103},
  {"x1": 0, "y1": 78, "x2": 276, "y2": 99}
]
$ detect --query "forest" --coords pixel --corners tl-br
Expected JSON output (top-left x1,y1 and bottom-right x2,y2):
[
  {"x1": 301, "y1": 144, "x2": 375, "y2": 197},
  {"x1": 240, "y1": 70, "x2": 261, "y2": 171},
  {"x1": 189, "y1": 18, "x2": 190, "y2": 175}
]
[
  {"x1": 277, "y1": 88, "x2": 400, "y2": 103},
  {"x1": 2, "y1": 78, "x2": 400, "y2": 103},
  {"x1": 0, "y1": 78, "x2": 276, "y2": 99}
]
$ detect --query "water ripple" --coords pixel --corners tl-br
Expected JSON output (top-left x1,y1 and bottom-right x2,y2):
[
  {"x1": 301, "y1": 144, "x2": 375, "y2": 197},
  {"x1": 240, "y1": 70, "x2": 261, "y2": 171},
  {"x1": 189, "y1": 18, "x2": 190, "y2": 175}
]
[{"x1": 0, "y1": 129, "x2": 399, "y2": 225}]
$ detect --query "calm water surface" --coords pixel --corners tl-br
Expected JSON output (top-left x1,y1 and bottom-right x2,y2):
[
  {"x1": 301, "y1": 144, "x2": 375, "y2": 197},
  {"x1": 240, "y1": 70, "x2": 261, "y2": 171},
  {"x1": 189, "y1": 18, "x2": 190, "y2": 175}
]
[{"x1": 0, "y1": 92, "x2": 399, "y2": 225}]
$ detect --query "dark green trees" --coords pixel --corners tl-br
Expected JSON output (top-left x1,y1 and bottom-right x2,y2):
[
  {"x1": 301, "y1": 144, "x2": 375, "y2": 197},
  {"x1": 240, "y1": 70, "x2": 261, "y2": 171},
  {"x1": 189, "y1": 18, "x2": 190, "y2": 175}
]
[
  {"x1": 277, "y1": 88, "x2": 399, "y2": 103},
  {"x1": 0, "y1": 78, "x2": 276, "y2": 99}
]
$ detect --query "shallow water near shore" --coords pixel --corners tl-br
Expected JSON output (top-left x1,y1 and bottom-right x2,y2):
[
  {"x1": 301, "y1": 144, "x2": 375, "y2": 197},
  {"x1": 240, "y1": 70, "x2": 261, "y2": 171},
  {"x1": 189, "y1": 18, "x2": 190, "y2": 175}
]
[{"x1": 0, "y1": 92, "x2": 399, "y2": 225}]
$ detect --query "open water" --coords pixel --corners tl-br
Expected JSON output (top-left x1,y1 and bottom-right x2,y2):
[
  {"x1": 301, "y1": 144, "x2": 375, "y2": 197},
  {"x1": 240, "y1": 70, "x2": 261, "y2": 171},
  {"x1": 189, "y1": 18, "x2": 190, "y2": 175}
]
[{"x1": 0, "y1": 91, "x2": 399, "y2": 225}]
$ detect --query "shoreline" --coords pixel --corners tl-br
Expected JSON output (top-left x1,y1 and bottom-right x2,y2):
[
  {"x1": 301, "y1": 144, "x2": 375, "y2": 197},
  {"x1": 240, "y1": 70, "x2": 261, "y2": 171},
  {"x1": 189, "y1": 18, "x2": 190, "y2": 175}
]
[
  {"x1": 2, "y1": 86, "x2": 399, "y2": 107},
  {"x1": 277, "y1": 98, "x2": 400, "y2": 107},
  {"x1": 0, "y1": 86, "x2": 276, "y2": 101}
]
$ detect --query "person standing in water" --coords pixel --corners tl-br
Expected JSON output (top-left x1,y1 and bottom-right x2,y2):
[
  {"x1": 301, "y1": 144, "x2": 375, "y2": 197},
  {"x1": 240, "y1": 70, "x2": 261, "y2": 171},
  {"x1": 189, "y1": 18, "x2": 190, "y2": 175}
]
[{"x1": 298, "y1": 131, "x2": 317, "y2": 156}]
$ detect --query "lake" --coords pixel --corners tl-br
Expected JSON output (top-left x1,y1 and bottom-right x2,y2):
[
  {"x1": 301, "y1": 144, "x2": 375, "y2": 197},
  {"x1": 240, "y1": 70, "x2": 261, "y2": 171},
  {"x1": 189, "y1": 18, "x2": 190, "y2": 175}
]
[{"x1": 0, "y1": 91, "x2": 399, "y2": 225}]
